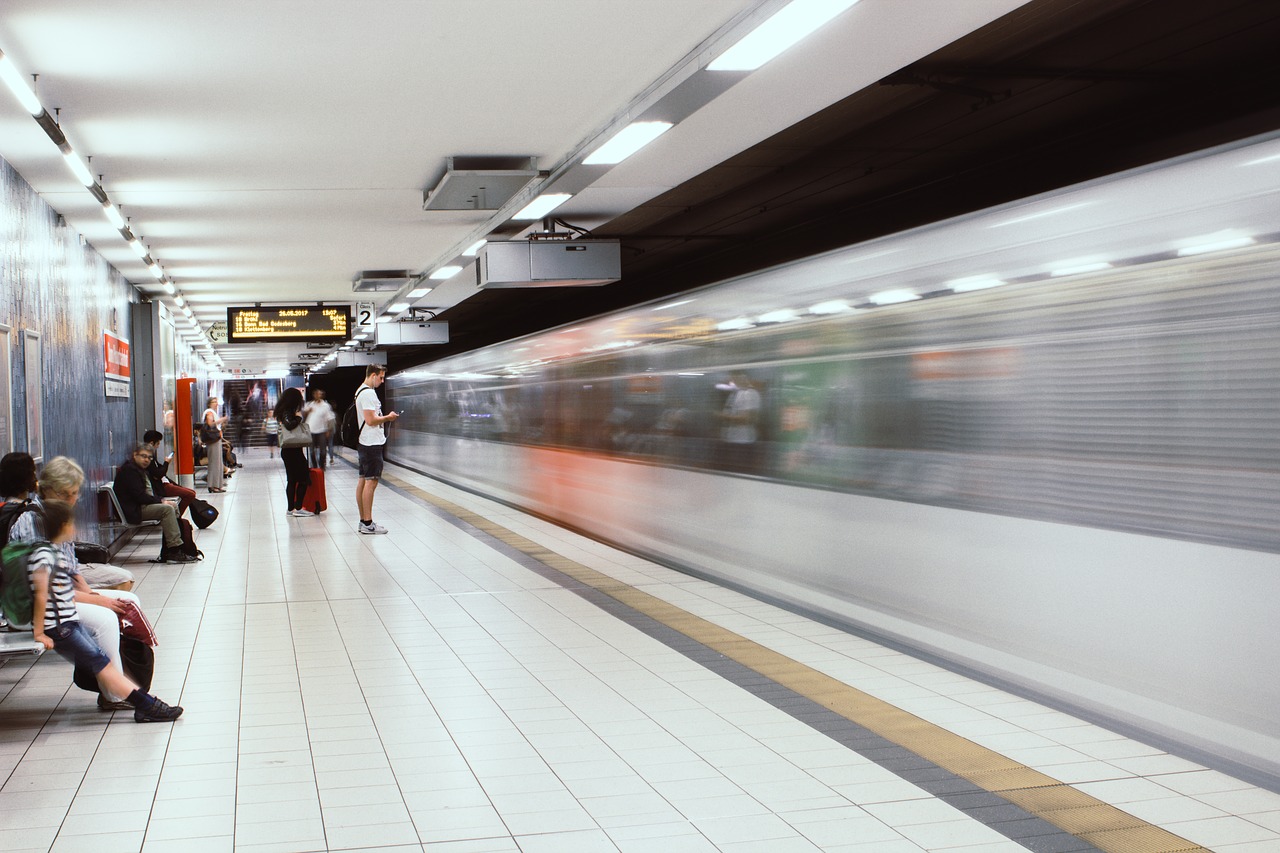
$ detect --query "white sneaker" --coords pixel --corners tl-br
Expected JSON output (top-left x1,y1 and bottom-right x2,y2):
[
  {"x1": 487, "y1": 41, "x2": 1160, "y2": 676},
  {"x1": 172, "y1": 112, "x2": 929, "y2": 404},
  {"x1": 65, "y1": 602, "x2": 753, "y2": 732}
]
[
  {"x1": 358, "y1": 521, "x2": 388, "y2": 534},
  {"x1": 289, "y1": 508, "x2": 314, "y2": 517}
]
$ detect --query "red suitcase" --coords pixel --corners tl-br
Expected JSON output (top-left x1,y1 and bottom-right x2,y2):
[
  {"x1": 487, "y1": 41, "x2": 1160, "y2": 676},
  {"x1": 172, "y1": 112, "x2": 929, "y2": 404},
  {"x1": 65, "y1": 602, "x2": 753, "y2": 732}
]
[{"x1": 304, "y1": 468, "x2": 327, "y2": 513}]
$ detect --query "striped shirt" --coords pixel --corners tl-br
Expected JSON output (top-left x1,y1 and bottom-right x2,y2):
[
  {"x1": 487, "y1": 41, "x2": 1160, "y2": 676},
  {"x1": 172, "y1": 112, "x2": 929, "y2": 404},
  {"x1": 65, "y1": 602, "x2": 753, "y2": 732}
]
[
  {"x1": 27, "y1": 544, "x2": 79, "y2": 628},
  {"x1": 5, "y1": 499, "x2": 82, "y2": 581}
]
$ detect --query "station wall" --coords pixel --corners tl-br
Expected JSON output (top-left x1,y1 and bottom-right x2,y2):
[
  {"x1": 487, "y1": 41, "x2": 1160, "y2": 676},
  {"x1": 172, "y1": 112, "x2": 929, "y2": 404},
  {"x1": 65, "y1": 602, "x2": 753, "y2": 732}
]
[{"x1": 1, "y1": 154, "x2": 140, "y2": 545}]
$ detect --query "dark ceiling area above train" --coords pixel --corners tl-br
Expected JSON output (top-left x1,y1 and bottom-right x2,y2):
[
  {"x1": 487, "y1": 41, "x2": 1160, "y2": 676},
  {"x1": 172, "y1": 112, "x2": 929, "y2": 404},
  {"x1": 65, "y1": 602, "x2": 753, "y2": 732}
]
[{"x1": 418, "y1": 0, "x2": 1280, "y2": 367}]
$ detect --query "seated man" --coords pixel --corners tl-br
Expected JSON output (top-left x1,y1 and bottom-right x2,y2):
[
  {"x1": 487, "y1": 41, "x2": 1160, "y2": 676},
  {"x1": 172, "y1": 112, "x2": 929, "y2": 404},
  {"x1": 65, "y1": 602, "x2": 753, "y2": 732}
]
[
  {"x1": 112, "y1": 443, "x2": 196, "y2": 564},
  {"x1": 141, "y1": 429, "x2": 196, "y2": 518}
]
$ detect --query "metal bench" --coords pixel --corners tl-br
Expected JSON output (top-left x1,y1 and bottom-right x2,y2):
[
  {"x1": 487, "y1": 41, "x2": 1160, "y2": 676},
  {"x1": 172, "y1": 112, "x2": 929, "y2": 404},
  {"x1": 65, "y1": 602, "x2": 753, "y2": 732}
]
[
  {"x1": 0, "y1": 631, "x2": 44, "y2": 662},
  {"x1": 98, "y1": 483, "x2": 162, "y2": 532}
]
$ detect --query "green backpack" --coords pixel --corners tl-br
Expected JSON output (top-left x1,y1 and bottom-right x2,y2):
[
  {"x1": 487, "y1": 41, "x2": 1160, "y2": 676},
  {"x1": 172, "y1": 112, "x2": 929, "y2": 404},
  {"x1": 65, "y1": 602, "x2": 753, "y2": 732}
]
[{"x1": 0, "y1": 539, "x2": 50, "y2": 627}]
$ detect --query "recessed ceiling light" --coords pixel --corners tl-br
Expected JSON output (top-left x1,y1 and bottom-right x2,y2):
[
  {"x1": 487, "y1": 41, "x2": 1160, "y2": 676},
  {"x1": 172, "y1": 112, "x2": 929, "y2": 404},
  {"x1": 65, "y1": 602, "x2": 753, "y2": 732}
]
[
  {"x1": 388, "y1": 302, "x2": 409, "y2": 312},
  {"x1": 513, "y1": 193, "x2": 572, "y2": 221},
  {"x1": 407, "y1": 287, "x2": 432, "y2": 298},
  {"x1": 584, "y1": 121, "x2": 673, "y2": 165},
  {"x1": 463, "y1": 239, "x2": 487, "y2": 256},
  {"x1": 429, "y1": 266, "x2": 462, "y2": 280},
  {"x1": 809, "y1": 299, "x2": 852, "y2": 314},
  {"x1": 708, "y1": 0, "x2": 860, "y2": 71}
]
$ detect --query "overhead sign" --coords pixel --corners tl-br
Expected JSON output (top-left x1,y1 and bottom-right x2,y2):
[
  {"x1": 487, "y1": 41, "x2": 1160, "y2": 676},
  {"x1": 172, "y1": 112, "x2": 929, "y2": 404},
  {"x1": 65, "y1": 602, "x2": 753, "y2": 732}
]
[
  {"x1": 226, "y1": 306, "x2": 350, "y2": 343},
  {"x1": 103, "y1": 331, "x2": 130, "y2": 398},
  {"x1": 356, "y1": 302, "x2": 375, "y2": 332},
  {"x1": 209, "y1": 321, "x2": 228, "y2": 344}
]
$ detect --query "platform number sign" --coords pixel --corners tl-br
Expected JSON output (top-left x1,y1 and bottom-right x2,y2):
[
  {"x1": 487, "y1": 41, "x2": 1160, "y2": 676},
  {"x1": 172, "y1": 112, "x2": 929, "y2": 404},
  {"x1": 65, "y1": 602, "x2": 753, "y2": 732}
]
[{"x1": 357, "y1": 302, "x2": 375, "y2": 332}]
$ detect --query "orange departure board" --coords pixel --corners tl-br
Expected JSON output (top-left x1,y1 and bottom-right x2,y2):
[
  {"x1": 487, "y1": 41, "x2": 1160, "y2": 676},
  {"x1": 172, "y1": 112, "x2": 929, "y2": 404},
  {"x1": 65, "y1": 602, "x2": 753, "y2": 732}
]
[{"x1": 226, "y1": 306, "x2": 350, "y2": 343}]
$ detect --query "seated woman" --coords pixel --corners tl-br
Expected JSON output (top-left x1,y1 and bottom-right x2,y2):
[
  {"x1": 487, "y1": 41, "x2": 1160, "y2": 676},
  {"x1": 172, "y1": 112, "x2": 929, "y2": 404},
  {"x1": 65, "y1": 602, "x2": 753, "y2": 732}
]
[
  {"x1": 141, "y1": 430, "x2": 196, "y2": 518},
  {"x1": 1, "y1": 452, "x2": 133, "y2": 591},
  {"x1": 113, "y1": 444, "x2": 197, "y2": 564}
]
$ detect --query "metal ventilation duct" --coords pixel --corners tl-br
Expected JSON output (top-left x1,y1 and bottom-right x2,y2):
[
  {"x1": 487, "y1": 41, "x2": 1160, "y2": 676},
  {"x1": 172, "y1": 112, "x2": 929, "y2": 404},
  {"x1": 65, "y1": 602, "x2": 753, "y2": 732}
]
[{"x1": 423, "y1": 156, "x2": 542, "y2": 211}]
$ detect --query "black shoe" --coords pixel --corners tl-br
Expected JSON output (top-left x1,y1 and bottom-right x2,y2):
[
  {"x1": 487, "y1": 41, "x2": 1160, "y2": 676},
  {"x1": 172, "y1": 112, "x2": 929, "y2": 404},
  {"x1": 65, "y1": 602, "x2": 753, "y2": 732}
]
[
  {"x1": 162, "y1": 548, "x2": 198, "y2": 564},
  {"x1": 135, "y1": 697, "x2": 183, "y2": 723},
  {"x1": 98, "y1": 695, "x2": 133, "y2": 712}
]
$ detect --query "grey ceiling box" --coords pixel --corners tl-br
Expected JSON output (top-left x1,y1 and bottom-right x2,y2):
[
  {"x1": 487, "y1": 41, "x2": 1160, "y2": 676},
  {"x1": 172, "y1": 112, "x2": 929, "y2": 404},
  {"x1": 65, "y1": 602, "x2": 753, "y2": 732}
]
[
  {"x1": 375, "y1": 321, "x2": 450, "y2": 345},
  {"x1": 478, "y1": 240, "x2": 621, "y2": 288}
]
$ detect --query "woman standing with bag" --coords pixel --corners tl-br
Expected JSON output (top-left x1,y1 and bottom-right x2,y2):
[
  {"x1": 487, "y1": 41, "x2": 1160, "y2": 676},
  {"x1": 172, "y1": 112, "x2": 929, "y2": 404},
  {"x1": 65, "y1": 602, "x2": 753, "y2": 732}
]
[
  {"x1": 201, "y1": 396, "x2": 229, "y2": 493},
  {"x1": 274, "y1": 388, "x2": 314, "y2": 517}
]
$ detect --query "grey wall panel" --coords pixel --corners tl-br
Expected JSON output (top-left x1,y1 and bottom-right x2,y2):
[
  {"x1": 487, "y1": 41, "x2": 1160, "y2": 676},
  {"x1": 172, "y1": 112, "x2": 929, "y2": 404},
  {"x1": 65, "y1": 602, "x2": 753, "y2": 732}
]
[{"x1": 1, "y1": 155, "x2": 140, "y2": 545}]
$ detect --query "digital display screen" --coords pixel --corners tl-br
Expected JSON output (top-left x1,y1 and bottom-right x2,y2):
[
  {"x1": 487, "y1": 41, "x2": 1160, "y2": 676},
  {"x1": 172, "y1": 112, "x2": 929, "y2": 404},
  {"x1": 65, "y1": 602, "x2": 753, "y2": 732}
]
[{"x1": 226, "y1": 306, "x2": 350, "y2": 343}]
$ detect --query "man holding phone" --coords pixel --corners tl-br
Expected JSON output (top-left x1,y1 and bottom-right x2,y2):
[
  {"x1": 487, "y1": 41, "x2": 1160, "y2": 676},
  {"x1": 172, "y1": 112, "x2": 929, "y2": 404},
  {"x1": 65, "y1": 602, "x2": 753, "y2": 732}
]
[{"x1": 354, "y1": 365, "x2": 398, "y2": 534}]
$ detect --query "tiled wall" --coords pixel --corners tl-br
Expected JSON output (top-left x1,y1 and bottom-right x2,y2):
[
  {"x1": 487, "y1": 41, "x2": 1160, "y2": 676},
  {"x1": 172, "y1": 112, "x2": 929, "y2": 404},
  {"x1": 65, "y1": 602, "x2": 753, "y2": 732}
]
[{"x1": 2, "y1": 154, "x2": 140, "y2": 546}]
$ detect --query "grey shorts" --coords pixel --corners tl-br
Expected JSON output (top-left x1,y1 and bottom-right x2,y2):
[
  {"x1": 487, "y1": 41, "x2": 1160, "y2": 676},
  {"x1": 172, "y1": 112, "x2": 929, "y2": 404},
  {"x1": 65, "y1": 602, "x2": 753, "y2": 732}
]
[{"x1": 357, "y1": 444, "x2": 384, "y2": 480}]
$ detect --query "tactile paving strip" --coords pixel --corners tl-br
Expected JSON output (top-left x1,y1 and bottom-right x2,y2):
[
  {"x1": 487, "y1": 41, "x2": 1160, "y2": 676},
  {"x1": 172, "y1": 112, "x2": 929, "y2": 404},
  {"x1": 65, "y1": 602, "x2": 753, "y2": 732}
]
[{"x1": 381, "y1": 470, "x2": 1209, "y2": 853}]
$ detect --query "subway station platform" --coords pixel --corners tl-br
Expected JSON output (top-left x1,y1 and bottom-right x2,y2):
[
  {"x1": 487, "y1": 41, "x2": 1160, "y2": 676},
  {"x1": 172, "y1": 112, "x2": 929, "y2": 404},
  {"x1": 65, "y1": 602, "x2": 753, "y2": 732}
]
[{"x1": 2, "y1": 451, "x2": 1279, "y2": 853}]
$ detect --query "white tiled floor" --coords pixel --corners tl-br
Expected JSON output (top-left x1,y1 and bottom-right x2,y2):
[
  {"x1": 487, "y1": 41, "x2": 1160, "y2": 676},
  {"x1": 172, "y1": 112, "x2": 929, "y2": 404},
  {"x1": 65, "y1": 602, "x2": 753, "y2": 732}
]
[{"x1": 2, "y1": 450, "x2": 1280, "y2": 852}]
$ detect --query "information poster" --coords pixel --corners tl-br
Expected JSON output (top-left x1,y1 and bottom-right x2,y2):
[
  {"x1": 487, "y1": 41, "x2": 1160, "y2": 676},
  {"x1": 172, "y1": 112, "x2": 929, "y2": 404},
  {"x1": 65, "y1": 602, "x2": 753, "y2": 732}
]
[{"x1": 104, "y1": 330, "x2": 131, "y2": 398}]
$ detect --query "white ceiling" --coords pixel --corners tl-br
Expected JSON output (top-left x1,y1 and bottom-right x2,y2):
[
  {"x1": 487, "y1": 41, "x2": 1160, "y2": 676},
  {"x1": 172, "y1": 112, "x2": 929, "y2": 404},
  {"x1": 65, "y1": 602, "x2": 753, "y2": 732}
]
[{"x1": 0, "y1": 0, "x2": 1030, "y2": 373}]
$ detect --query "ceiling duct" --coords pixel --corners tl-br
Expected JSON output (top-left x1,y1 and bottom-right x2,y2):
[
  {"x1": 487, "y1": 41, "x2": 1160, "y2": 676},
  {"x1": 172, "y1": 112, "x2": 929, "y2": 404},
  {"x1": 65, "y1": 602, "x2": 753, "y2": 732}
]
[
  {"x1": 352, "y1": 270, "x2": 415, "y2": 292},
  {"x1": 423, "y1": 156, "x2": 542, "y2": 211}
]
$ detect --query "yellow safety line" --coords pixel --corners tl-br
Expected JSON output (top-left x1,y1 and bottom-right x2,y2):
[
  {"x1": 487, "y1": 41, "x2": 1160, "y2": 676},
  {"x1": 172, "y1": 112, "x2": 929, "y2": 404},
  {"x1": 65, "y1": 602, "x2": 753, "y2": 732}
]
[{"x1": 385, "y1": 473, "x2": 1209, "y2": 853}]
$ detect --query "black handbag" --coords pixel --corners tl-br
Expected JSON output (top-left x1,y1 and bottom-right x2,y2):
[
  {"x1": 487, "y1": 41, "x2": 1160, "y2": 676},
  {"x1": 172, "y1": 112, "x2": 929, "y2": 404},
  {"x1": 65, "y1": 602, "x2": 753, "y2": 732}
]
[
  {"x1": 189, "y1": 498, "x2": 219, "y2": 530},
  {"x1": 199, "y1": 421, "x2": 221, "y2": 444},
  {"x1": 73, "y1": 541, "x2": 111, "y2": 564}
]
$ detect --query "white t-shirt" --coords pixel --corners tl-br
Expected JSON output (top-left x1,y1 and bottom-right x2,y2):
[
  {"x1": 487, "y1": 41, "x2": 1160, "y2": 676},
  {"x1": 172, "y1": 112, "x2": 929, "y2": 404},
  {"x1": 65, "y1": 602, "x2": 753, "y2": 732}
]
[
  {"x1": 355, "y1": 386, "x2": 386, "y2": 446},
  {"x1": 304, "y1": 399, "x2": 334, "y2": 434}
]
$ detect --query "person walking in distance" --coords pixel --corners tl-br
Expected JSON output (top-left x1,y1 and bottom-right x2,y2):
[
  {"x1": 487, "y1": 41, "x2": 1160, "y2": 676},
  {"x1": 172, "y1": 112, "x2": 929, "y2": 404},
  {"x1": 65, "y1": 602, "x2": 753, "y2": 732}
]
[
  {"x1": 355, "y1": 365, "x2": 397, "y2": 534},
  {"x1": 303, "y1": 389, "x2": 334, "y2": 471}
]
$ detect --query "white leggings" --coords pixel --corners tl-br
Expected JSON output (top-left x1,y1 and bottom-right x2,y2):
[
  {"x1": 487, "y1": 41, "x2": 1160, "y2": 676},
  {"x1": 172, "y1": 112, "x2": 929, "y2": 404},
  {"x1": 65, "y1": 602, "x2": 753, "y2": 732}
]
[{"x1": 76, "y1": 589, "x2": 143, "y2": 675}]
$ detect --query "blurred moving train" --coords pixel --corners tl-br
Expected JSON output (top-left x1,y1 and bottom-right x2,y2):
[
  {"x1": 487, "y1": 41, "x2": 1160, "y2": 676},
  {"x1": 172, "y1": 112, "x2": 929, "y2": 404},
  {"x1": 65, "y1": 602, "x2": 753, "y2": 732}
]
[{"x1": 387, "y1": 133, "x2": 1280, "y2": 787}]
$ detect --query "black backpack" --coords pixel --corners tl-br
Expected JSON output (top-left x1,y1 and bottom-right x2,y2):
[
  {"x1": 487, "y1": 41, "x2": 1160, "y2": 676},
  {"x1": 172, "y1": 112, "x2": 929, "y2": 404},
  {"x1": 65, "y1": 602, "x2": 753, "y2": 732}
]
[
  {"x1": 340, "y1": 386, "x2": 368, "y2": 450},
  {"x1": 0, "y1": 499, "x2": 36, "y2": 548}
]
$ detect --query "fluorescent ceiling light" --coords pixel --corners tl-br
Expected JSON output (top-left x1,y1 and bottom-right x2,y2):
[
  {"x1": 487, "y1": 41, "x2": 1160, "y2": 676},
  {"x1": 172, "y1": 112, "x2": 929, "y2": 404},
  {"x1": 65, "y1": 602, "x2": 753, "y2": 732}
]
[
  {"x1": 1176, "y1": 234, "x2": 1255, "y2": 256},
  {"x1": 513, "y1": 193, "x2": 572, "y2": 221},
  {"x1": 375, "y1": 315, "x2": 394, "y2": 323},
  {"x1": 1050, "y1": 261, "x2": 1112, "y2": 277},
  {"x1": 869, "y1": 289, "x2": 919, "y2": 305},
  {"x1": 0, "y1": 52, "x2": 42, "y2": 115},
  {"x1": 148, "y1": 263, "x2": 164, "y2": 279},
  {"x1": 388, "y1": 302, "x2": 409, "y2": 312},
  {"x1": 429, "y1": 266, "x2": 462, "y2": 280},
  {"x1": 174, "y1": 295, "x2": 185, "y2": 307},
  {"x1": 809, "y1": 299, "x2": 852, "y2": 314},
  {"x1": 652, "y1": 299, "x2": 693, "y2": 311},
  {"x1": 716, "y1": 317, "x2": 756, "y2": 331},
  {"x1": 128, "y1": 239, "x2": 147, "y2": 258},
  {"x1": 407, "y1": 287, "x2": 433, "y2": 298},
  {"x1": 463, "y1": 239, "x2": 487, "y2": 256},
  {"x1": 947, "y1": 276, "x2": 1005, "y2": 292},
  {"x1": 62, "y1": 150, "x2": 95, "y2": 187},
  {"x1": 708, "y1": 0, "x2": 860, "y2": 71},
  {"x1": 102, "y1": 204, "x2": 125, "y2": 229},
  {"x1": 584, "y1": 121, "x2": 673, "y2": 165},
  {"x1": 354, "y1": 333, "x2": 369, "y2": 340}
]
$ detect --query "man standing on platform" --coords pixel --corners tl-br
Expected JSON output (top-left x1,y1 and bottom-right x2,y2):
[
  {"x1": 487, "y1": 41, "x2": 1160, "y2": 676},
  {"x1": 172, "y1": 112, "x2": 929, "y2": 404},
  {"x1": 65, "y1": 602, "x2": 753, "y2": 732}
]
[{"x1": 355, "y1": 365, "x2": 397, "y2": 535}]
